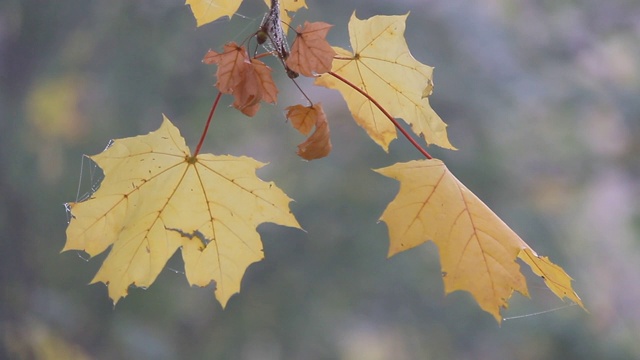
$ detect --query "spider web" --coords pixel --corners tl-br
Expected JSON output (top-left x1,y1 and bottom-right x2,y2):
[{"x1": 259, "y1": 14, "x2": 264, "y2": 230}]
[
  {"x1": 501, "y1": 267, "x2": 579, "y2": 322},
  {"x1": 64, "y1": 141, "x2": 111, "y2": 261}
]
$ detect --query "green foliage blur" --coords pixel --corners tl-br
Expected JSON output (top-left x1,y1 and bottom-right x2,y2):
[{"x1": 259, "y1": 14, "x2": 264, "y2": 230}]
[{"x1": 2, "y1": 0, "x2": 640, "y2": 358}]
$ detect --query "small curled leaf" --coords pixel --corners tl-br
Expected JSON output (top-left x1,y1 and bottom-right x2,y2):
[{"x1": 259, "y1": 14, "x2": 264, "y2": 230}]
[{"x1": 285, "y1": 103, "x2": 332, "y2": 160}]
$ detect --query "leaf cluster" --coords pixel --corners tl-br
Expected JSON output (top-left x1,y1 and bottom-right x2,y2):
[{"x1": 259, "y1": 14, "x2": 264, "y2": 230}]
[{"x1": 64, "y1": 0, "x2": 584, "y2": 323}]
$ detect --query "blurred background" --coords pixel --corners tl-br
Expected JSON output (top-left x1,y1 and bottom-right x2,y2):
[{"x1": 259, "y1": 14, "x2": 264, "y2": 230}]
[{"x1": 2, "y1": 0, "x2": 640, "y2": 358}]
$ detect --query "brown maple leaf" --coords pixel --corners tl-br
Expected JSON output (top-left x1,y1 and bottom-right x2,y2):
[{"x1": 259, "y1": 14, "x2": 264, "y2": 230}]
[
  {"x1": 286, "y1": 22, "x2": 336, "y2": 77},
  {"x1": 231, "y1": 58, "x2": 279, "y2": 117},
  {"x1": 204, "y1": 43, "x2": 278, "y2": 117},
  {"x1": 231, "y1": 63, "x2": 262, "y2": 116},
  {"x1": 250, "y1": 59, "x2": 278, "y2": 104},
  {"x1": 203, "y1": 42, "x2": 248, "y2": 94},
  {"x1": 285, "y1": 103, "x2": 332, "y2": 160},
  {"x1": 286, "y1": 103, "x2": 316, "y2": 135}
]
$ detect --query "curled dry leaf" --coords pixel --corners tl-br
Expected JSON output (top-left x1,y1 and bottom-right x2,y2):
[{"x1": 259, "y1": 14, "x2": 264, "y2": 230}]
[
  {"x1": 285, "y1": 103, "x2": 332, "y2": 160},
  {"x1": 286, "y1": 21, "x2": 337, "y2": 77},
  {"x1": 231, "y1": 58, "x2": 279, "y2": 116},
  {"x1": 204, "y1": 43, "x2": 278, "y2": 117},
  {"x1": 285, "y1": 103, "x2": 316, "y2": 135},
  {"x1": 298, "y1": 117, "x2": 331, "y2": 160}
]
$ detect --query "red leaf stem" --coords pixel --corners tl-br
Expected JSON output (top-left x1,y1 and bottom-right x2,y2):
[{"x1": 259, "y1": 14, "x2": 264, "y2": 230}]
[
  {"x1": 194, "y1": 91, "x2": 223, "y2": 157},
  {"x1": 327, "y1": 71, "x2": 432, "y2": 159}
]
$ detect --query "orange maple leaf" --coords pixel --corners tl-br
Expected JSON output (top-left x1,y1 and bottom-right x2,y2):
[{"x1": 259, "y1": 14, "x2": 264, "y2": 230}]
[
  {"x1": 285, "y1": 103, "x2": 332, "y2": 160},
  {"x1": 204, "y1": 43, "x2": 278, "y2": 116},
  {"x1": 375, "y1": 159, "x2": 584, "y2": 322},
  {"x1": 231, "y1": 58, "x2": 278, "y2": 116},
  {"x1": 286, "y1": 21, "x2": 336, "y2": 77},
  {"x1": 231, "y1": 64, "x2": 262, "y2": 116},
  {"x1": 250, "y1": 58, "x2": 278, "y2": 104},
  {"x1": 203, "y1": 42, "x2": 247, "y2": 94}
]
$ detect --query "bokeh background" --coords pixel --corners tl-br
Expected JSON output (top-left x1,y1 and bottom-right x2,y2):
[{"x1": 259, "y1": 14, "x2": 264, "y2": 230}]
[{"x1": 2, "y1": 0, "x2": 640, "y2": 359}]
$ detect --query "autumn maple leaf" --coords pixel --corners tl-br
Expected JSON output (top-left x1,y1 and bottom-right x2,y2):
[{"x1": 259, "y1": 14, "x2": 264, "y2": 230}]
[
  {"x1": 230, "y1": 58, "x2": 278, "y2": 116},
  {"x1": 316, "y1": 13, "x2": 454, "y2": 151},
  {"x1": 64, "y1": 116, "x2": 301, "y2": 307},
  {"x1": 203, "y1": 42, "x2": 247, "y2": 93},
  {"x1": 375, "y1": 159, "x2": 584, "y2": 322},
  {"x1": 285, "y1": 103, "x2": 332, "y2": 160},
  {"x1": 186, "y1": 0, "x2": 242, "y2": 27},
  {"x1": 204, "y1": 43, "x2": 278, "y2": 116},
  {"x1": 286, "y1": 21, "x2": 336, "y2": 77},
  {"x1": 185, "y1": 0, "x2": 307, "y2": 28}
]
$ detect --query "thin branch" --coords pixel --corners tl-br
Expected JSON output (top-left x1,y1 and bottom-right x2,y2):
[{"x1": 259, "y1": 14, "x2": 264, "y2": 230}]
[{"x1": 289, "y1": 77, "x2": 313, "y2": 106}]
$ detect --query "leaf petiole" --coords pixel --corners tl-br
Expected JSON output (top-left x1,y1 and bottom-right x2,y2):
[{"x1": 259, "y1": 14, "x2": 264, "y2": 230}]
[
  {"x1": 194, "y1": 91, "x2": 222, "y2": 157},
  {"x1": 327, "y1": 71, "x2": 433, "y2": 159}
]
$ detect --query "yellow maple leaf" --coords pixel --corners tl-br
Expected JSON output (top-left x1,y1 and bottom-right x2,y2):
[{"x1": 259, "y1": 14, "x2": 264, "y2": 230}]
[
  {"x1": 315, "y1": 13, "x2": 455, "y2": 152},
  {"x1": 186, "y1": 0, "x2": 242, "y2": 27},
  {"x1": 64, "y1": 115, "x2": 301, "y2": 307},
  {"x1": 186, "y1": 0, "x2": 307, "y2": 28},
  {"x1": 286, "y1": 103, "x2": 317, "y2": 135},
  {"x1": 375, "y1": 159, "x2": 583, "y2": 323}
]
